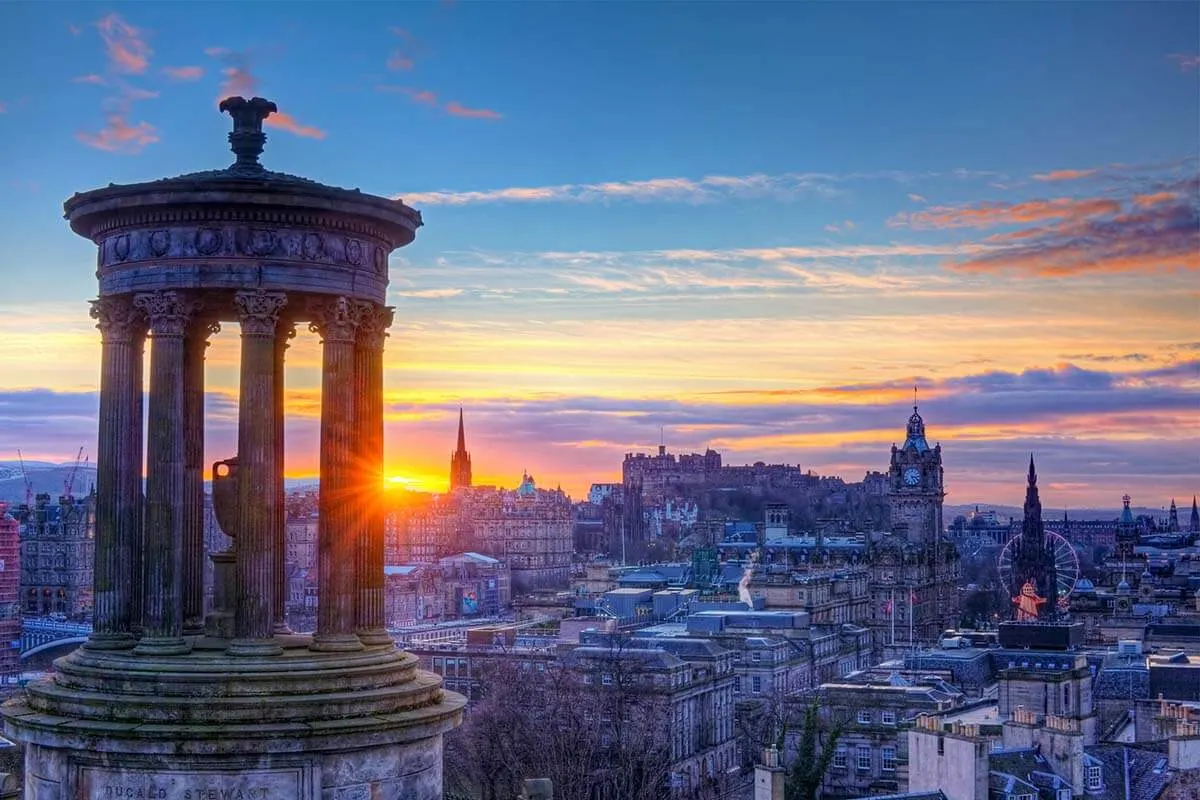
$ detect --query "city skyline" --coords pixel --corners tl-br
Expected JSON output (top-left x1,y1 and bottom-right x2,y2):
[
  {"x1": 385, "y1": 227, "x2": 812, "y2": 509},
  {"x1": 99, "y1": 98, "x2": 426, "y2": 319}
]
[{"x1": 1, "y1": 3, "x2": 1197, "y2": 505}]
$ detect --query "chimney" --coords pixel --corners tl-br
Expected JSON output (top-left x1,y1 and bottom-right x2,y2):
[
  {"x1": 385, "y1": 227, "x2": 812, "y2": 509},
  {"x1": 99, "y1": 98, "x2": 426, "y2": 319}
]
[{"x1": 754, "y1": 746, "x2": 786, "y2": 800}]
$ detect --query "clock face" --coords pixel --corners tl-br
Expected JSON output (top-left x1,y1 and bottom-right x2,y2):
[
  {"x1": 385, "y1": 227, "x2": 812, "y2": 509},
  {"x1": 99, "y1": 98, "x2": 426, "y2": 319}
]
[{"x1": 903, "y1": 467, "x2": 921, "y2": 486}]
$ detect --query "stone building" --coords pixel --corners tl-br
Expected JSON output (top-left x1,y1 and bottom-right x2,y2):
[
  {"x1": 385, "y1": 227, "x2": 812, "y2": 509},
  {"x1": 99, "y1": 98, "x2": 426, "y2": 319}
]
[
  {"x1": 15, "y1": 492, "x2": 94, "y2": 618},
  {"x1": 869, "y1": 404, "x2": 960, "y2": 652},
  {"x1": 466, "y1": 474, "x2": 573, "y2": 592},
  {"x1": 1, "y1": 97, "x2": 462, "y2": 797},
  {"x1": 816, "y1": 675, "x2": 966, "y2": 799},
  {"x1": 1006, "y1": 457, "x2": 1059, "y2": 620},
  {"x1": 0, "y1": 503, "x2": 19, "y2": 683}
]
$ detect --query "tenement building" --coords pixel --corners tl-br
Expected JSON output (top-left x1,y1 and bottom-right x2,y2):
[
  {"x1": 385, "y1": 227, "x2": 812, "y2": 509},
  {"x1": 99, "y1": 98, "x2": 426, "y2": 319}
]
[
  {"x1": 16, "y1": 492, "x2": 95, "y2": 618},
  {"x1": 465, "y1": 473, "x2": 572, "y2": 592},
  {"x1": 0, "y1": 98, "x2": 462, "y2": 798}
]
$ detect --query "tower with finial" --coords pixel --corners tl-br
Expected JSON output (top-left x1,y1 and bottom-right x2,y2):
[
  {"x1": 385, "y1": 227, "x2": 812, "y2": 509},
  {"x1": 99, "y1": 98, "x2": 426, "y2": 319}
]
[
  {"x1": 1009, "y1": 455, "x2": 1059, "y2": 620},
  {"x1": 1168, "y1": 498, "x2": 1180, "y2": 532},
  {"x1": 1116, "y1": 493, "x2": 1138, "y2": 560},
  {"x1": 449, "y1": 408, "x2": 472, "y2": 491},
  {"x1": 1190, "y1": 497, "x2": 1199, "y2": 534},
  {"x1": 887, "y1": 392, "x2": 944, "y2": 543}
]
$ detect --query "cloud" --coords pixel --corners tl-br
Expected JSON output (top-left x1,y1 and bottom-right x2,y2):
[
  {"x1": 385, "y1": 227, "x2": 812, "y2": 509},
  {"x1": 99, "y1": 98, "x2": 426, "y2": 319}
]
[
  {"x1": 162, "y1": 65, "x2": 204, "y2": 81},
  {"x1": 394, "y1": 288, "x2": 465, "y2": 299},
  {"x1": 0, "y1": 102, "x2": 6, "y2": 114},
  {"x1": 264, "y1": 111, "x2": 326, "y2": 139},
  {"x1": 378, "y1": 85, "x2": 438, "y2": 105},
  {"x1": 95, "y1": 13, "x2": 151, "y2": 74},
  {"x1": 394, "y1": 168, "x2": 1024, "y2": 207},
  {"x1": 444, "y1": 101, "x2": 502, "y2": 120},
  {"x1": 72, "y1": 74, "x2": 107, "y2": 85},
  {"x1": 892, "y1": 197, "x2": 1122, "y2": 230},
  {"x1": 1168, "y1": 53, "x2": 1200, "y2": 72},
  {"x1": 1032, "y1": 168, "x2": 1100, "y2": 182},
  {"x1": 945, "y1": 181, "x2": 1200, "y2": 277},
  {"x1": 387, "y1": 53, "x2": 415, "y2": 71},
  {"x1": 823, "y1": 220, "x2": 855, "y2": 234},
  {"x1": 68, "y1": 23, "x2": 82, "y2": 36},
  {"x1": 207, "y1": 48, "x2": 325, "y2": 139},
  {"x1": 907, "y1": 193, "x2": 927, "y2": 203},
  {"x1": 75, "y1": 114, "x2": 160, "y2": 154}
]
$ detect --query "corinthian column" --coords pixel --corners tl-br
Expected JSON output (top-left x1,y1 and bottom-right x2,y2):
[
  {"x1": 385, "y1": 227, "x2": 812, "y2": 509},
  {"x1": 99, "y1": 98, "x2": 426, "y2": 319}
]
[
  {"x1": 133, "y1": 290, "x2": 196, "y2": 656},
  {"x1": 85, "y1": 295, "x2": 146, "y2": 650},
  {"x1": 229, "y1": 289, "x2": 287, "y2": 657},
  {"x1": 354, "y1": 303, "x2": 394, "y2": 646},
  {"x1": 309, "y1": 296, "x2": 364, "y2": 652},
  {"x1": 183, "y1": 319, "x2": 220, "y2": 636},
  {"x1": 274, "y1": 320, "x2": 296, "y2": 635}
]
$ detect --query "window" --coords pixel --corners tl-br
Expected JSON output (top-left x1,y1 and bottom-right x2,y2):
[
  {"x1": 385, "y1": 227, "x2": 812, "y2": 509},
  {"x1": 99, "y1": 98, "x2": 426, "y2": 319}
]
[
  {"x1": 857, "y1": 709, "x2": 871, "y2": 724},
  {"x1": 856, "y1": 745, "x2": 871, "y2": 771},
  {"x1": 881, "y1": 747, "x2": 896, "y2": 772},
  {"x1": 1086, "y1": 765, "x2": 1102, "y2": 790},
  {"x1": 752, "y1": 676, "x2": 762, "y2": 694},
  {"x1": 734, "y1": 677, "x2": 742, "y2": 693},
  {"x1": 752, "y1": 652, "x2": 761, "y2": 662},
  {"x1": 601, "y1": 673, "x2": 613, "y2": 686},
  {"x1": 881, "y1": 710, "x2": 896, "y2": 726},
  {"x1": 833, "y1": 747, "x2": 847, "y2": 769}
]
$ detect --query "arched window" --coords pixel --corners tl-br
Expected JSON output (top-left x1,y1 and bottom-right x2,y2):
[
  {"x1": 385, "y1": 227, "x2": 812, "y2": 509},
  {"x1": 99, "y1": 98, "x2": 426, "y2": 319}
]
[{"x1": 1064, "y1": 684, "x2": 1070, "y2": 713}]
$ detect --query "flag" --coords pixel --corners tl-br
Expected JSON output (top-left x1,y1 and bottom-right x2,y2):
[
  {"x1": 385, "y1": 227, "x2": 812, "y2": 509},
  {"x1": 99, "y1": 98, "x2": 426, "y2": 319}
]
[{"x1": 910, "y1": 591, "x2": 918, "y2": 604}]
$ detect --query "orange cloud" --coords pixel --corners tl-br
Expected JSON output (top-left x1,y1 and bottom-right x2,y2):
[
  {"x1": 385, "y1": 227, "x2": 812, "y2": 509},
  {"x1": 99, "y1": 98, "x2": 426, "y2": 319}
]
[
  {"x1": 1032, "y1": 168, "x2": 1100, "y2": 182},
  {"x1": 895, "y1": 197, "x2": 1121, "y2": 230},
  {"x1": 264, "y1": 111, "x2": 326, "y2": 140},
  {"x1": 75, "y1": 115, "x2": 159, "y2": 154},
  {"x1": 387, "y1": 52, "x2": 414, "y2": 70},
  {"x1": 162, "y1": 65, "x2": 204, "y2": 81},
  {"x1": 378, "y1": 85, "x2": 438, "y2": 105},
  {"x1": 95, "y1": 13, "x2": 151, "y2": 74},
  {"x1": 445, "y1": 101, "x2": 502, "y2": 120}
]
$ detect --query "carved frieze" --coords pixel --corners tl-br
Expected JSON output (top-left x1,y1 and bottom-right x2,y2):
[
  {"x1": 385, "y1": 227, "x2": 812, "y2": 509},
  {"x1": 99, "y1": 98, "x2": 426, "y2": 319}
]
[{"x1": 98, "y1": 225, "x2": 391, "y2": 275}]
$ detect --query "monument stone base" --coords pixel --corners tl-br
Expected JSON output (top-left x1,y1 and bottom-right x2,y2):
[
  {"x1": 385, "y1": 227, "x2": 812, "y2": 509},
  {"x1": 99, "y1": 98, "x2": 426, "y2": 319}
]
[{"x1": 2, "y1": 635, "x2": 464, "y2": 800}]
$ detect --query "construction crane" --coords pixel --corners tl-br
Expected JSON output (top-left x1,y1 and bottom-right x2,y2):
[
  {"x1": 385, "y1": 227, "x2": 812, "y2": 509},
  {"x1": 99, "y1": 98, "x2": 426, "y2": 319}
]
[
  {"x1": 16, "y1": 449, "x2": 34, "y2": 507},
  {"x1": 63, "y1": 446, "x2": 86, "y2": 500}
]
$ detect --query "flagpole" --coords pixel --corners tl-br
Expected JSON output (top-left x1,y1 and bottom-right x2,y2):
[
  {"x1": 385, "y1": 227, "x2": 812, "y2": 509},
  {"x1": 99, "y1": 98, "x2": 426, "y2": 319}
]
[
  {"x1": 909, "y1": 588, "x2": 914, "y2": 648},
  {"x1": 890, "y1": 588, "x2": 895, "y2": 645}
]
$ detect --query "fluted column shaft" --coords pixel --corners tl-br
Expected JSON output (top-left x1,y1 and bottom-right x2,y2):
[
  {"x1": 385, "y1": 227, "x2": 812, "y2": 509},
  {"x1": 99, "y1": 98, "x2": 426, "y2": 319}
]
[
  {"x1": 311, "y1": 297, "x2": 364, "y2": 652},
  {"x1": 273, "y1": 320, "x2": 296, "y2": 634},
  {"x1": 355, "y1": 303, "x2": 394, "y2": 645},
  {"x1": 86, "y1": 296, "x2": 146, "y2": 650},
  {"x1": 183, "y1": 320, "x2": 219, "y2": 635},
  {"x1": 133, "y1": 291, "x2": 195, "y2": 656},
  {"x1": 229, "y1": 290, "x2": 287, "y2": 656}
]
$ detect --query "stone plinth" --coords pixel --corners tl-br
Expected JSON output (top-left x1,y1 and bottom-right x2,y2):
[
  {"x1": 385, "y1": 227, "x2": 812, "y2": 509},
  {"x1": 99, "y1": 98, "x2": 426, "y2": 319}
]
[{"x1": 3, "y1": 638, "x2": 464, "y2": 799}]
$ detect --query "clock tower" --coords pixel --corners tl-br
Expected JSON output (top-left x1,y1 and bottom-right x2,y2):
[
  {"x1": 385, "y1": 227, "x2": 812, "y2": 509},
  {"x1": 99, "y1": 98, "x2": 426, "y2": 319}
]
[{"x1": 887, "y1": 403, "x2": 944, "y2": 543}]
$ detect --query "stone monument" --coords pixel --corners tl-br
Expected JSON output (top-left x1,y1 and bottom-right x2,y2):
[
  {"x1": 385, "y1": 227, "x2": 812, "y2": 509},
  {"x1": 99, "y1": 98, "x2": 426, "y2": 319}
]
[{"x1": 2, "y1": 97, "x2": 464, "y2": 799}]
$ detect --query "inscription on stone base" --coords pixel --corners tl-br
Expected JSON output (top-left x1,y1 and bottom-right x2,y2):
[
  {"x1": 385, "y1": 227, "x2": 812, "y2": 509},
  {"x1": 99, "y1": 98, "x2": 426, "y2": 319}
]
[{"x1": 80, "y1": 766, "x2": 302, "y2": 800}]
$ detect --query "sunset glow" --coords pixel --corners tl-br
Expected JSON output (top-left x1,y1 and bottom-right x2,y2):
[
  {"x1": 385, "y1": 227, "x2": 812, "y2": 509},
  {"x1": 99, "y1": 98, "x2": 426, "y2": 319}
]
[{"x1": 0, "y1": 3, "x2": 1196, "y2": 507}]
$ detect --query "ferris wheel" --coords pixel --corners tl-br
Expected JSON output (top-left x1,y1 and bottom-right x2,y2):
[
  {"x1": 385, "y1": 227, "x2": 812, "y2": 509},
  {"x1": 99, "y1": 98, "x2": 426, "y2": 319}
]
[{"x1": 998, "y1": 530, "x2": 1081, "y2": 610}]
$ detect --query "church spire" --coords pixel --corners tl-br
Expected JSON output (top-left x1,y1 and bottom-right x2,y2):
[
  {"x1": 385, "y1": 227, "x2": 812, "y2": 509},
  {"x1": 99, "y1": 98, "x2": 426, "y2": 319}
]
[
  {"x1": 1191, "y1": 496, "x2": 1199, "y2": 533},
  {"x1": 449, "y1": 407, "x2": 472, "y2": 491}
]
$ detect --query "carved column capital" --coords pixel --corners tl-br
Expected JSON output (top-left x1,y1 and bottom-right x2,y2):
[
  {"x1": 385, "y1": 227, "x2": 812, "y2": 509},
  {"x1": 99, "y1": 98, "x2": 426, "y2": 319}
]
[
  {"x1": 134, "y1": 291, "x2": 199, "y2": 337},
  {"x1": 90, "y1": 296, "x2": 145, "y2": 344},
  {"x1": 234, "y1": 290, "x2": 288, "y2": 337},
  {"x1": 276, "y1": 319, "x2": 297, "y2": 353},
  {"x1": 308, "y1": 296, "x2": 361, "y2": 343},
  {"x1": 355, "y1": 303, "x2": 394, "y2": 351}
]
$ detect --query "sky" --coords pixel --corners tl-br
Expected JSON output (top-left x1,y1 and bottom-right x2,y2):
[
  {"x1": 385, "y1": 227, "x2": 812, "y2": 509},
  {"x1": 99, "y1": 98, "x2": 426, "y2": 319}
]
[{"x1": 0, "y1": 2, "x2": 1197, "y2": 508}]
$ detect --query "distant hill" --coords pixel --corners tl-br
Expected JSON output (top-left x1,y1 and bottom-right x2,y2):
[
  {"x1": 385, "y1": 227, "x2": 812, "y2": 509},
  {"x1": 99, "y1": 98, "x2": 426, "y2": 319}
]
[
  {"x1": 945, "y1": 503, "x2": 1166, "y2": 523},
  {"x1": 0, "y1": 461, "x2": 319, "y2": 504},
  {"x1": 0, "y1": 460, "x2": 98, "y2": 504}
]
